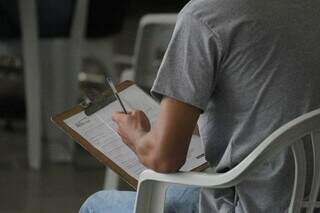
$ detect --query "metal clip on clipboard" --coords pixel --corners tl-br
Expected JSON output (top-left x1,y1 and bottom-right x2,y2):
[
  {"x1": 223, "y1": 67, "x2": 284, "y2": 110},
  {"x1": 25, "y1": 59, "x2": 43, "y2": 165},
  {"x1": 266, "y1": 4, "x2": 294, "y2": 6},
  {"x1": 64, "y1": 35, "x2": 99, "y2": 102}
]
[
  {"x1": 80, "y1": 91, "x2": 116, "y2": 116},
  {"x1": 80, "y1": 80, "x2": 134, "y2": 116}
]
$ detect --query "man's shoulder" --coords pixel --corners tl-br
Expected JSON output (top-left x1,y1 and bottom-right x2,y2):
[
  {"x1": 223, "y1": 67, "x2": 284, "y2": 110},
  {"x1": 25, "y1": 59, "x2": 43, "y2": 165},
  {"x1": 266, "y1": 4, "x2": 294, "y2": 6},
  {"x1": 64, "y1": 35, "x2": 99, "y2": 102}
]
[
  {"x1": 180, "y1": 0, "x2": 257, "y2": 15},
  {"x1": 179, "y1": 0, "x2": 218, "y2": 19},
  {"x1": 178, "y1": 0, "x2": 249, "y2": 31}
]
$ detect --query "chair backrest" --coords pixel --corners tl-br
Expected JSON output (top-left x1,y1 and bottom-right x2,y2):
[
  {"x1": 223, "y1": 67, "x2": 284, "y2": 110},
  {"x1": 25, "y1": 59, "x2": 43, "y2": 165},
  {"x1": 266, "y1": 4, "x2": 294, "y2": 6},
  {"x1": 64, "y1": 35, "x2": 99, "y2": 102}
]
[
  {"x1": 228, "y1": 109, "x2": 320, "y2": 213},
  {"x1": 133, "y1": 14, "x2": 177, "y2": 90},
  {"x1": 290, "y1": 131, "x2": 320, "y2": 213}
]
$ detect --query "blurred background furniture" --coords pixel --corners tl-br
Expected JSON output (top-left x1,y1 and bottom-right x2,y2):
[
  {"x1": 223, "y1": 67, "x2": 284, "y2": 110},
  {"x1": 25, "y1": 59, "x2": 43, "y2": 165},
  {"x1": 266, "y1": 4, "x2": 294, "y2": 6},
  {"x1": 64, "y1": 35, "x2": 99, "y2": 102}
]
[
  {"x1": 134, "y1": 109, "x2": 320, "y2": 213},
  {"x1": 0, "y1": 0, "x2": 90, "y2": 169},
  {"x1": 119, "y1": 14, "x2": 177, "y2": 91},
  {"x1": 0, "y1": 0, "x2": 127, "y2": 168},
  {"x1": 0, "y1": 56, "x2": 24, "y2": 130},
  {"x1": 102, "y1": 14, "x2": 178, "y2": 190},
  {"x1": 19, "y1": 0, "x2": 43, "y2": 169}
]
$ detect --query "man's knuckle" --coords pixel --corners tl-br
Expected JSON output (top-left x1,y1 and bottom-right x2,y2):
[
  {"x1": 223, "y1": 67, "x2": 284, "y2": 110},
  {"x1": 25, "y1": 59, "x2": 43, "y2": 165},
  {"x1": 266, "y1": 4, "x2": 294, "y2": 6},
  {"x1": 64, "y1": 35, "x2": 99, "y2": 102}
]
[{"x1": 132, "y1": 110, "x2": 138, "y2": 115}]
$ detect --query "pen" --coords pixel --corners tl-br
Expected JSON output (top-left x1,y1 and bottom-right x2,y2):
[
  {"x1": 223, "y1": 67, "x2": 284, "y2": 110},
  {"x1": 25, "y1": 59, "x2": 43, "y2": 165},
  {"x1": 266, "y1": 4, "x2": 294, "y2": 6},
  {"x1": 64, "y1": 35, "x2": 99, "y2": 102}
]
[{"x1": 106, "y1": 77, "x2": 128, "y2": 114}]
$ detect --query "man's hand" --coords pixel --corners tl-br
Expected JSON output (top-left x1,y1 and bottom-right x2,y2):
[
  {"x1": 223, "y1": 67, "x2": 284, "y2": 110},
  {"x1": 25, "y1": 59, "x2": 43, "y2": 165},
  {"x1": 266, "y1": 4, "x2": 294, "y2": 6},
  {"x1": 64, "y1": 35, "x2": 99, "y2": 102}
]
[
  {"x1": 112, "y1": 97, "x2": 200, "y2": 173},
  {"x1": 112, "y1": 110, "x2": 151, "y2": 150}
]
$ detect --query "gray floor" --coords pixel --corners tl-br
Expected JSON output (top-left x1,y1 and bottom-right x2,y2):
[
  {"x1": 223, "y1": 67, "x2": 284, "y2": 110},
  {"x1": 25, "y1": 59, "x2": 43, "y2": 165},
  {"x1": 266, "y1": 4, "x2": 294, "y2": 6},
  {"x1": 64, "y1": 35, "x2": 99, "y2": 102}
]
[{"x1": 0, "y1": 121, "x2": 105, "y2": 213}]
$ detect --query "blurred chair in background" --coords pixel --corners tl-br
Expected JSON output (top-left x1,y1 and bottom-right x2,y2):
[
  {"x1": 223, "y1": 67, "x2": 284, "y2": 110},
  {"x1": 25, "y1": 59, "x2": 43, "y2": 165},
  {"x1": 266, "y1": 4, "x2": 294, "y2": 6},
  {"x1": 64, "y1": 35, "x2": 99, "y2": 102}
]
[
  {"x1": 104, "y1": 14, "x2": 177, "y2": 190},
  {"x1": 119, "y1": 14, "x2": 177, "y2": 91}
]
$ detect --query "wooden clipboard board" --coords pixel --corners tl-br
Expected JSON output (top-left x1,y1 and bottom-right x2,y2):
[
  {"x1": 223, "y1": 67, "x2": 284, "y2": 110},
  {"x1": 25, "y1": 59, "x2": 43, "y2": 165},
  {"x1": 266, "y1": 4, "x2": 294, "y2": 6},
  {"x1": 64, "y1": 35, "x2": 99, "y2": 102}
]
[{"x1": 51, "y1": 80, "x2": 208, "y2": 190}]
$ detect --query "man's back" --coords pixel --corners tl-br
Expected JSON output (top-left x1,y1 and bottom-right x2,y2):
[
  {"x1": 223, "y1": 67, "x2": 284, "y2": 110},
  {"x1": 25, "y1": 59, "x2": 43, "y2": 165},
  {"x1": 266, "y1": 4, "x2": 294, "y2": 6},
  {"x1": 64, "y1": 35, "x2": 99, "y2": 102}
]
[{"x1": 151, "y1": 0, "x2": 320, "y2": 212}]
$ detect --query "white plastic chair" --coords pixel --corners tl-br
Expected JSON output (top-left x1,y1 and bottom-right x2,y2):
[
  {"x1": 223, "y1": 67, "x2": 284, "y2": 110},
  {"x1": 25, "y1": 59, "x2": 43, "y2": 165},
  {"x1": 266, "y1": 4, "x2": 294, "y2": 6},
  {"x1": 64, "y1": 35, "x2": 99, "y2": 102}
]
[
  {"x1": 119, "y1": 14, "x2": 177, "y2": 90},
  {"x1": 134, "y1": 108, "x2": 320, "y2": 213}
]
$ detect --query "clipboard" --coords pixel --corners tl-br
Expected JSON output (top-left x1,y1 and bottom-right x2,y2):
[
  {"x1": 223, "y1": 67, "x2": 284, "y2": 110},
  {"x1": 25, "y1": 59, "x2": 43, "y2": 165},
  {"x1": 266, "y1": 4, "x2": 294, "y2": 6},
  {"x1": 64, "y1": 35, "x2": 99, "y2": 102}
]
[{"x1": 51, "y1": 80, "x2": 208, "y2": 189}]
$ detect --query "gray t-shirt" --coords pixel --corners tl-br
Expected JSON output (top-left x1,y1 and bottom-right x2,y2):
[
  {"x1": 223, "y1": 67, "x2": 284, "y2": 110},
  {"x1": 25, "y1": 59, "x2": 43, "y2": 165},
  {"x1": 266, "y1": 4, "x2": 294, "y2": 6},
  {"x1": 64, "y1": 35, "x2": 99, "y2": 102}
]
[{"x1": 151, "y1": 0, "x2": 320, "y2": 212}]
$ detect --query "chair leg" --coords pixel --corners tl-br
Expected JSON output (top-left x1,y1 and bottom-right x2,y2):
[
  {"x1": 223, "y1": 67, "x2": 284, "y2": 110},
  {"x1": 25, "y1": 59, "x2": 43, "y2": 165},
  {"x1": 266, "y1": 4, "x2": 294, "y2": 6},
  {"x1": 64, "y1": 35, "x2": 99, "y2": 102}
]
[
  {"x1": 134, "y1": 181, "x2": 168, "y2": 213},
  {"x1": 104, "y1": 168, "x2": 120, "y2": 190}
]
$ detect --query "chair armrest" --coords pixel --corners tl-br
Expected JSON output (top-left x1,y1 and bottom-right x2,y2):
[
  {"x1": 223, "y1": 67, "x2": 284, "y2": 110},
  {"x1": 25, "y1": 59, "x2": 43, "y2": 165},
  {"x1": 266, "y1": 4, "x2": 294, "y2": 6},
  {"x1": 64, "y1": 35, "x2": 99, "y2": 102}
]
[
  {"x1": 134, "y1": 169, "x2": 239, "y2": 213},
  {"x1": 138, "y1": 169, "x2": 240, "y2": 189}
]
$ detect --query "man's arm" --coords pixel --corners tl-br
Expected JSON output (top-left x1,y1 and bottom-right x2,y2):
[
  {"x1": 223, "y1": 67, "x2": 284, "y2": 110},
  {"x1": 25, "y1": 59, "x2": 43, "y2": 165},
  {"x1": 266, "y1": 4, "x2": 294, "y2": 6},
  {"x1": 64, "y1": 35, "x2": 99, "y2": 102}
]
[{"x1": 112, "y1": 97, "x2": 201, "y2": 173}]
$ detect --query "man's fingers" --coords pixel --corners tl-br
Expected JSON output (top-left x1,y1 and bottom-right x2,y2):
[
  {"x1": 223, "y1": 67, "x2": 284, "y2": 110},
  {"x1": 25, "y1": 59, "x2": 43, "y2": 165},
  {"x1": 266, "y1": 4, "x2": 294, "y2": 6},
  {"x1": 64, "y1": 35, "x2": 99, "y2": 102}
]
[
  {"x1": 131, "y1": 110, "x2": 142, "y2": 116},
  {"x1": 112, "y1": 111, "x2": 133, "y2": 123},
  {"x1": 112, "y1": 112, "x2": 126, "y2": 122},
  {"x1": 111, "y1": 113, "x2": 118, "y2": 122}
]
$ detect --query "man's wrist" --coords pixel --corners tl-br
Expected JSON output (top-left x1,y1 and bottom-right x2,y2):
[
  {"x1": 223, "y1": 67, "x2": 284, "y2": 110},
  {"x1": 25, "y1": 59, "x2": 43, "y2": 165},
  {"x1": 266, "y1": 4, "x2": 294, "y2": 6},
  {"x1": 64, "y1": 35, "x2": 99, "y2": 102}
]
[{"x1": 129, "y1": 129, "x2": 148, "y2": 152}]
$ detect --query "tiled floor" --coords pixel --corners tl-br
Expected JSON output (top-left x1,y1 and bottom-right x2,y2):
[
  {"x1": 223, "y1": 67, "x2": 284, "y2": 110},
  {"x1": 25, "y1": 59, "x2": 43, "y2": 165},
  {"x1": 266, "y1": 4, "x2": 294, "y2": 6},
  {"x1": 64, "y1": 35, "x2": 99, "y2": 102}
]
[{"x1": 0, "y1": 122, "x2": 105, "y2": 213}]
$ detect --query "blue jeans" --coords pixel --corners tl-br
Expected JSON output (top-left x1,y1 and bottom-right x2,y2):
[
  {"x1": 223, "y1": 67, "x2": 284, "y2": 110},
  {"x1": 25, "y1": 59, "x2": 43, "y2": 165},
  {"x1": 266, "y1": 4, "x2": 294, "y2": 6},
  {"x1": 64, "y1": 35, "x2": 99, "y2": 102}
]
[{"x1": 79, "y1": 185, "x2": 200, "y2": 213}]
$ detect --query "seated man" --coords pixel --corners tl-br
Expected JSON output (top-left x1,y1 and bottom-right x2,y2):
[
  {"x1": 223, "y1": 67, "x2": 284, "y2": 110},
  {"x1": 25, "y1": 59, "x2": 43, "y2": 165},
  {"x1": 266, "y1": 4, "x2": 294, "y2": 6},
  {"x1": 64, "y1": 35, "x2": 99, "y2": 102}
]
[{"x1": 80, "y1": 0, "x2": 320, "y2": 212}]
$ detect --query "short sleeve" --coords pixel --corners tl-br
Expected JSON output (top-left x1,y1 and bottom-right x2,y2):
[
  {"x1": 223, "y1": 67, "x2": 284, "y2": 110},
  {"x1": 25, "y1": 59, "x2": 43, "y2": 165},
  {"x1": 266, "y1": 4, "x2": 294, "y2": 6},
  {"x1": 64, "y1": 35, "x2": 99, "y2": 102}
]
[{"x1": 151, "y1": 12, "x2": 222, "y2": 112}]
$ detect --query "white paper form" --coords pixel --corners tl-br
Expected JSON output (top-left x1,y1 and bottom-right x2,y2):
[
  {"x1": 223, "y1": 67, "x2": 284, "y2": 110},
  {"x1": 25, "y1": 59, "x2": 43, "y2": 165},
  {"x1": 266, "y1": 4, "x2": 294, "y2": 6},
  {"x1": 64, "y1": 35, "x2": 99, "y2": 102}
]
[
  {"x1": 119, "y1": 85, "x2": 160, "y2": 125},
  {"x1": 95, "y1": 100, "x2": 132, "y2": 133},
  {"x1": 64, "y1": 85, "x2": 206, "y2": 181},
  {"x1": 64, "y1": 111, "x2": 146, "y2": 179},
  {"x1": 119, "y1": 85, "x2": 207, "y2": 170},
  {"x1": 180, "y1": 135, "x2": 206, "y2": 171}
]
